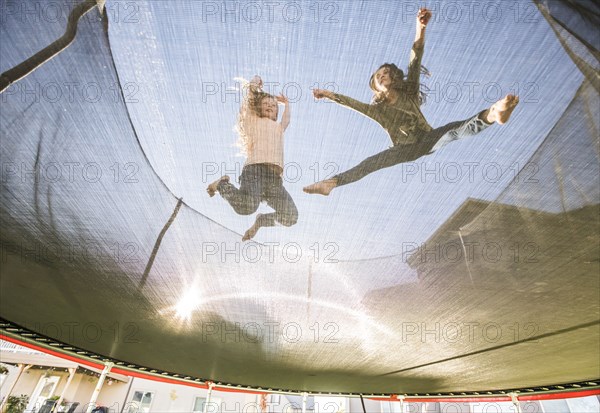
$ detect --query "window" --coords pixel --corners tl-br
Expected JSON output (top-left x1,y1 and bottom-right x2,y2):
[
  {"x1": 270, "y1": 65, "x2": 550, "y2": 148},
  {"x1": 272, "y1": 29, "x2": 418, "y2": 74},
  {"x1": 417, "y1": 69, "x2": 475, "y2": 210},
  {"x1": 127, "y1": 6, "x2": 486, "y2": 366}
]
[
  {"x1": 127, "y1": 391, "x2": 154, "y2": 413},
  {"x1": 192, "y1": 396, "x2": 221, "y2": 412},
  {"x1": 192, "y1": 397, "x2": 206, "y2": 412}
]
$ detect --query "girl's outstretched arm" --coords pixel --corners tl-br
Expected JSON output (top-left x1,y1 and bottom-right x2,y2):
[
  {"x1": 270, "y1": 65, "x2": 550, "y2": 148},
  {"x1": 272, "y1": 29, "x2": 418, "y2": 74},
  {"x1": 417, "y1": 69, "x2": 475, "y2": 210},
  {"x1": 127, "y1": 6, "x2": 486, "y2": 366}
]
[
  {"x1": 277, "y1": 93, "x2": 291, "y2": 131},
  {"x1": 406, "y1": 8, "x2": 432, "y2": 94},
  {"x1": 313, "y1": 88, "x2": 372, "y2": 116}
]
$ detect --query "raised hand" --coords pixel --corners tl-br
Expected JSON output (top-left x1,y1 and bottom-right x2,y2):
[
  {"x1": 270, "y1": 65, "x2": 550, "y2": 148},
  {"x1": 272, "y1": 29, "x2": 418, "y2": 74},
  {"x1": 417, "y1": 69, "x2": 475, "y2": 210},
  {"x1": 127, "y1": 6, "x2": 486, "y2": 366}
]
[
  {"x1": 276, "y1": 93, "x2": 289, "y2": 105},
  {"x1": 249, "y1": 75, "x2": 263, "y2": 90},
  {"x1": 417, "y1": 8, "x2": 432, "y2": 27}
]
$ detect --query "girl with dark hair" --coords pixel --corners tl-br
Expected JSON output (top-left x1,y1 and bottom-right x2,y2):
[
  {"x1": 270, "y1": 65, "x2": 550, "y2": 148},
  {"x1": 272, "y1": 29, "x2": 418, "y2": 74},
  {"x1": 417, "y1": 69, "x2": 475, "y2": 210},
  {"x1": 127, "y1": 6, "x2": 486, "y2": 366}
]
[
  {"x1": 304, "y1": 8, "x2": 519, "y2": 196},
  {"x1": 207, "y1": 76, "x2": 298, "y2": 241}
]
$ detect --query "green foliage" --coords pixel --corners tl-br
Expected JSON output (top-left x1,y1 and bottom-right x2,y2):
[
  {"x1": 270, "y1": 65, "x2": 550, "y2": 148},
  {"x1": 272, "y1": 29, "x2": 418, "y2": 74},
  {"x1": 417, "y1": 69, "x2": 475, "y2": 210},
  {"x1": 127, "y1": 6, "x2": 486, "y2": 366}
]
[{"x1": 5, "y1": 394, "x2": 29, "y2": 413}]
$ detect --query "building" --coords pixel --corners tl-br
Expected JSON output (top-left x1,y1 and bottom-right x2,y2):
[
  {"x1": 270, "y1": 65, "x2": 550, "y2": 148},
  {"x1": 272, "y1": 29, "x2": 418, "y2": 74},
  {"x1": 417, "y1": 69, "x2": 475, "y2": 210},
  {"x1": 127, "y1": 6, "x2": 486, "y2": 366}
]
[{"x1": 1, "y1": 338, "x2": 599, "y2": 412}]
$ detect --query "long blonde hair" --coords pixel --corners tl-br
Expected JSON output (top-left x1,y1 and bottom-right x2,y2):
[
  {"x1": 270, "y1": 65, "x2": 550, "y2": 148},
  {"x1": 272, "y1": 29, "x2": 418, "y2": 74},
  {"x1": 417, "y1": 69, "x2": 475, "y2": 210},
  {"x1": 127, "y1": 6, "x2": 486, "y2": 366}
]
[{"x1": 234, "y1": 79, "x2": 275, "y2": 156}]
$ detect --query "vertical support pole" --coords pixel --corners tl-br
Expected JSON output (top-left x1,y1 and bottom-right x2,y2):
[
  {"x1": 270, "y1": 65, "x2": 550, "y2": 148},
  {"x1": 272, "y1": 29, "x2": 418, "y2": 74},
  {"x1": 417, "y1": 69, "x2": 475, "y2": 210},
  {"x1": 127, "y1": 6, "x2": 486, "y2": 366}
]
[
  {"x1": 203, "y1": 382, "x2": 215, "y2": 413},
  {"x1": 301, "y1": 392, "x2": 308, "y2": 413},
  {"x1": 259, "y1": 393, "x2": 268, "y2": 413},
  {"x1": 510, "y1": 392, "x2": 522, "y2": 413},
  {"x1": 0, "y1": 364, "x2": 32, "y2": 411},
  {"x1": 52, "y1": 367, "x2": 77, "y2": 412},
  {"x1": 85, "y1": 362, "x2": 113, "y2": 413},
  {"x1": 399, "y1": 396, "x2": 406, "y2": 413}
]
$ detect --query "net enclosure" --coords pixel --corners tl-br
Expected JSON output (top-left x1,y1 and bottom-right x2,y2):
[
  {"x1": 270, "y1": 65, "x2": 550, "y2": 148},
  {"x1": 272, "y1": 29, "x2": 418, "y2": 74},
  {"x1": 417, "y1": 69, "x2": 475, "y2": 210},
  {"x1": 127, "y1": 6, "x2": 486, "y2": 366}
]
[{"x1": 1, "y1": 0, "x2": 599, "y2": 395}]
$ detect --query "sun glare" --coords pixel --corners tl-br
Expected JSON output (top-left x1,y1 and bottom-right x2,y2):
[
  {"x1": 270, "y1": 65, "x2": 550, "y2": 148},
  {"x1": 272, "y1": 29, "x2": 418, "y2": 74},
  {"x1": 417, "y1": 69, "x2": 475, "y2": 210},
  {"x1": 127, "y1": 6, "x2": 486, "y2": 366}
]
[{"x1": 174, "y1": 288, "x2": 201, "y2": 322}]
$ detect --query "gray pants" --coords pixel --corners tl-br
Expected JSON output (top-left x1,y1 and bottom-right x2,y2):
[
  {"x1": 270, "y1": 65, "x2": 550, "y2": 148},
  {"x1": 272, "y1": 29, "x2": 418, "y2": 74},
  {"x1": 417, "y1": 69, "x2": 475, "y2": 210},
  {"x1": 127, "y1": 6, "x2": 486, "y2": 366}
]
[
  {"x1": 218, "y1": 163, "x2": 298, "y2": 227},
  {"x1": 335, "y1": 112, "x2": 490, "y2": 187}
]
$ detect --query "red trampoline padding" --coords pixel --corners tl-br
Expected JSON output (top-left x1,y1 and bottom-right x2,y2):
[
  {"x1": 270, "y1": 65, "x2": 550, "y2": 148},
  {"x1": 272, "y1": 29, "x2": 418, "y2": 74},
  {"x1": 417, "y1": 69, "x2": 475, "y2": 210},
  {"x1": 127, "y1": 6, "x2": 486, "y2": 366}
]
[
  {"x1": 374, "y1": 389, "x2": 600, "y2": 403},
  {"x1": 1, "y1": 334, "x2": 102, "y2": 370},
  {"x1": 2, "y1": 334, "x2": 598, "y2": 401},
  {"x1": 0, "y1": 334, "x2": 268, "y2": 395}
]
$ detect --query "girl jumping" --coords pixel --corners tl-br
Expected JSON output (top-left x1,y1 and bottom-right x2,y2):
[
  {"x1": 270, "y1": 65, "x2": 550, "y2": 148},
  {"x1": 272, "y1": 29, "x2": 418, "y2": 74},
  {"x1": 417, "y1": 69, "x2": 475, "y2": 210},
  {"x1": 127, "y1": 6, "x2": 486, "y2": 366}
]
[
  {"x1": 207, "y1": 76, "x2": 298, "y2": 241},
  {"x1": 304, "y1": 8, "x2": 519, "y2": 196}
]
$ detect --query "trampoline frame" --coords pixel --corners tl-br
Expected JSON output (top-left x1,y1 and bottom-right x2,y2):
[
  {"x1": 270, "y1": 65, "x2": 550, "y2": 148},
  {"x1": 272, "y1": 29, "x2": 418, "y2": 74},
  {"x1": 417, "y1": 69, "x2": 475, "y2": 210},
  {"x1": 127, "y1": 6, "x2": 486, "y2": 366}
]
[{"x1": 2, "y1": 320, "x2": 598, "y2": 401}]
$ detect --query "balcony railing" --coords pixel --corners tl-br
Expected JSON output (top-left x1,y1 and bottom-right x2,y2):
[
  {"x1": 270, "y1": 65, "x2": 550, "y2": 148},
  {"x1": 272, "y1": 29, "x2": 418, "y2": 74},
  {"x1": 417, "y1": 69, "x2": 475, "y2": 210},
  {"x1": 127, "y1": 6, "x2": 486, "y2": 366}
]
[{"x1": 0, "y1": 339, "x2": 43, "y2": 355}]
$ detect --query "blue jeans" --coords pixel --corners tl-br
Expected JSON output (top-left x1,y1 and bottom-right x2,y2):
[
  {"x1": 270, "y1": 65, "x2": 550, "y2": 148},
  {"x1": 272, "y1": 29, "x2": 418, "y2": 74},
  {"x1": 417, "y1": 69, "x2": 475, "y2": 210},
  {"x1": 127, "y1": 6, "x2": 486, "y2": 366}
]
[
  {"x1": 218, "y1": 163, "x2": 298, "y2": 227},
  {"x1": 335, "y1": 112, "x2": 490, "y2": 186}
]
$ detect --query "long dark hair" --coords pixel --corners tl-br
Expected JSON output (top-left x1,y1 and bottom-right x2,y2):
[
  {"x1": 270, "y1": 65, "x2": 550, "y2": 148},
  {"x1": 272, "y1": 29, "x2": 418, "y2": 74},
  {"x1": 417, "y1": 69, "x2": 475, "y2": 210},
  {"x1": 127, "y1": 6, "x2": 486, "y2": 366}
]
[{"x1": 369, "y1": 63, "x2": 429, "y2": 106}]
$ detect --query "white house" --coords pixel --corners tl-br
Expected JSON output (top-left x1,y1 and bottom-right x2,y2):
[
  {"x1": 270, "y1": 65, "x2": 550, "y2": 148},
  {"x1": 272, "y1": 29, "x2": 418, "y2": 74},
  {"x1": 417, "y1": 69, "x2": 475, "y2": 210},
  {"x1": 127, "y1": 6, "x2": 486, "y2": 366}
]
[{"x1": 1, "y1": 340, "x2": 598, "y2": 413}]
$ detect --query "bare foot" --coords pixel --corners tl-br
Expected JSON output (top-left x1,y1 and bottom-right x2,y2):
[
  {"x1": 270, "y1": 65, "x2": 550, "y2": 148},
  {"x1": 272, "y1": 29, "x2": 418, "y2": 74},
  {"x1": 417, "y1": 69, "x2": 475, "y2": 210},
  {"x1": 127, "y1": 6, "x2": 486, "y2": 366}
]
[
  {"x1": 485, "y1": 95, "x2": 520, "y2": 125},
  {"x1": 303, "y1": 179, "x2": 338, "y2": 196},
  {"x1": 206, "y1": 175, "x2": 229, "y2": 197},
  {"x1": 242, "y1": 214, "x2": 263, "y2": 241}
]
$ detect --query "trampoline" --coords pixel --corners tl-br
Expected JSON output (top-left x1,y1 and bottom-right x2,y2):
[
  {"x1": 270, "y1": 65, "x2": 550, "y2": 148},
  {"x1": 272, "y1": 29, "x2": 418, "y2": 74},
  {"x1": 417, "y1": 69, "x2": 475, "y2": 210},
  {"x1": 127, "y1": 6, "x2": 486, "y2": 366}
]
[{"x1": 1, "y1": 0, "x2": 599, "y2": 399}]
